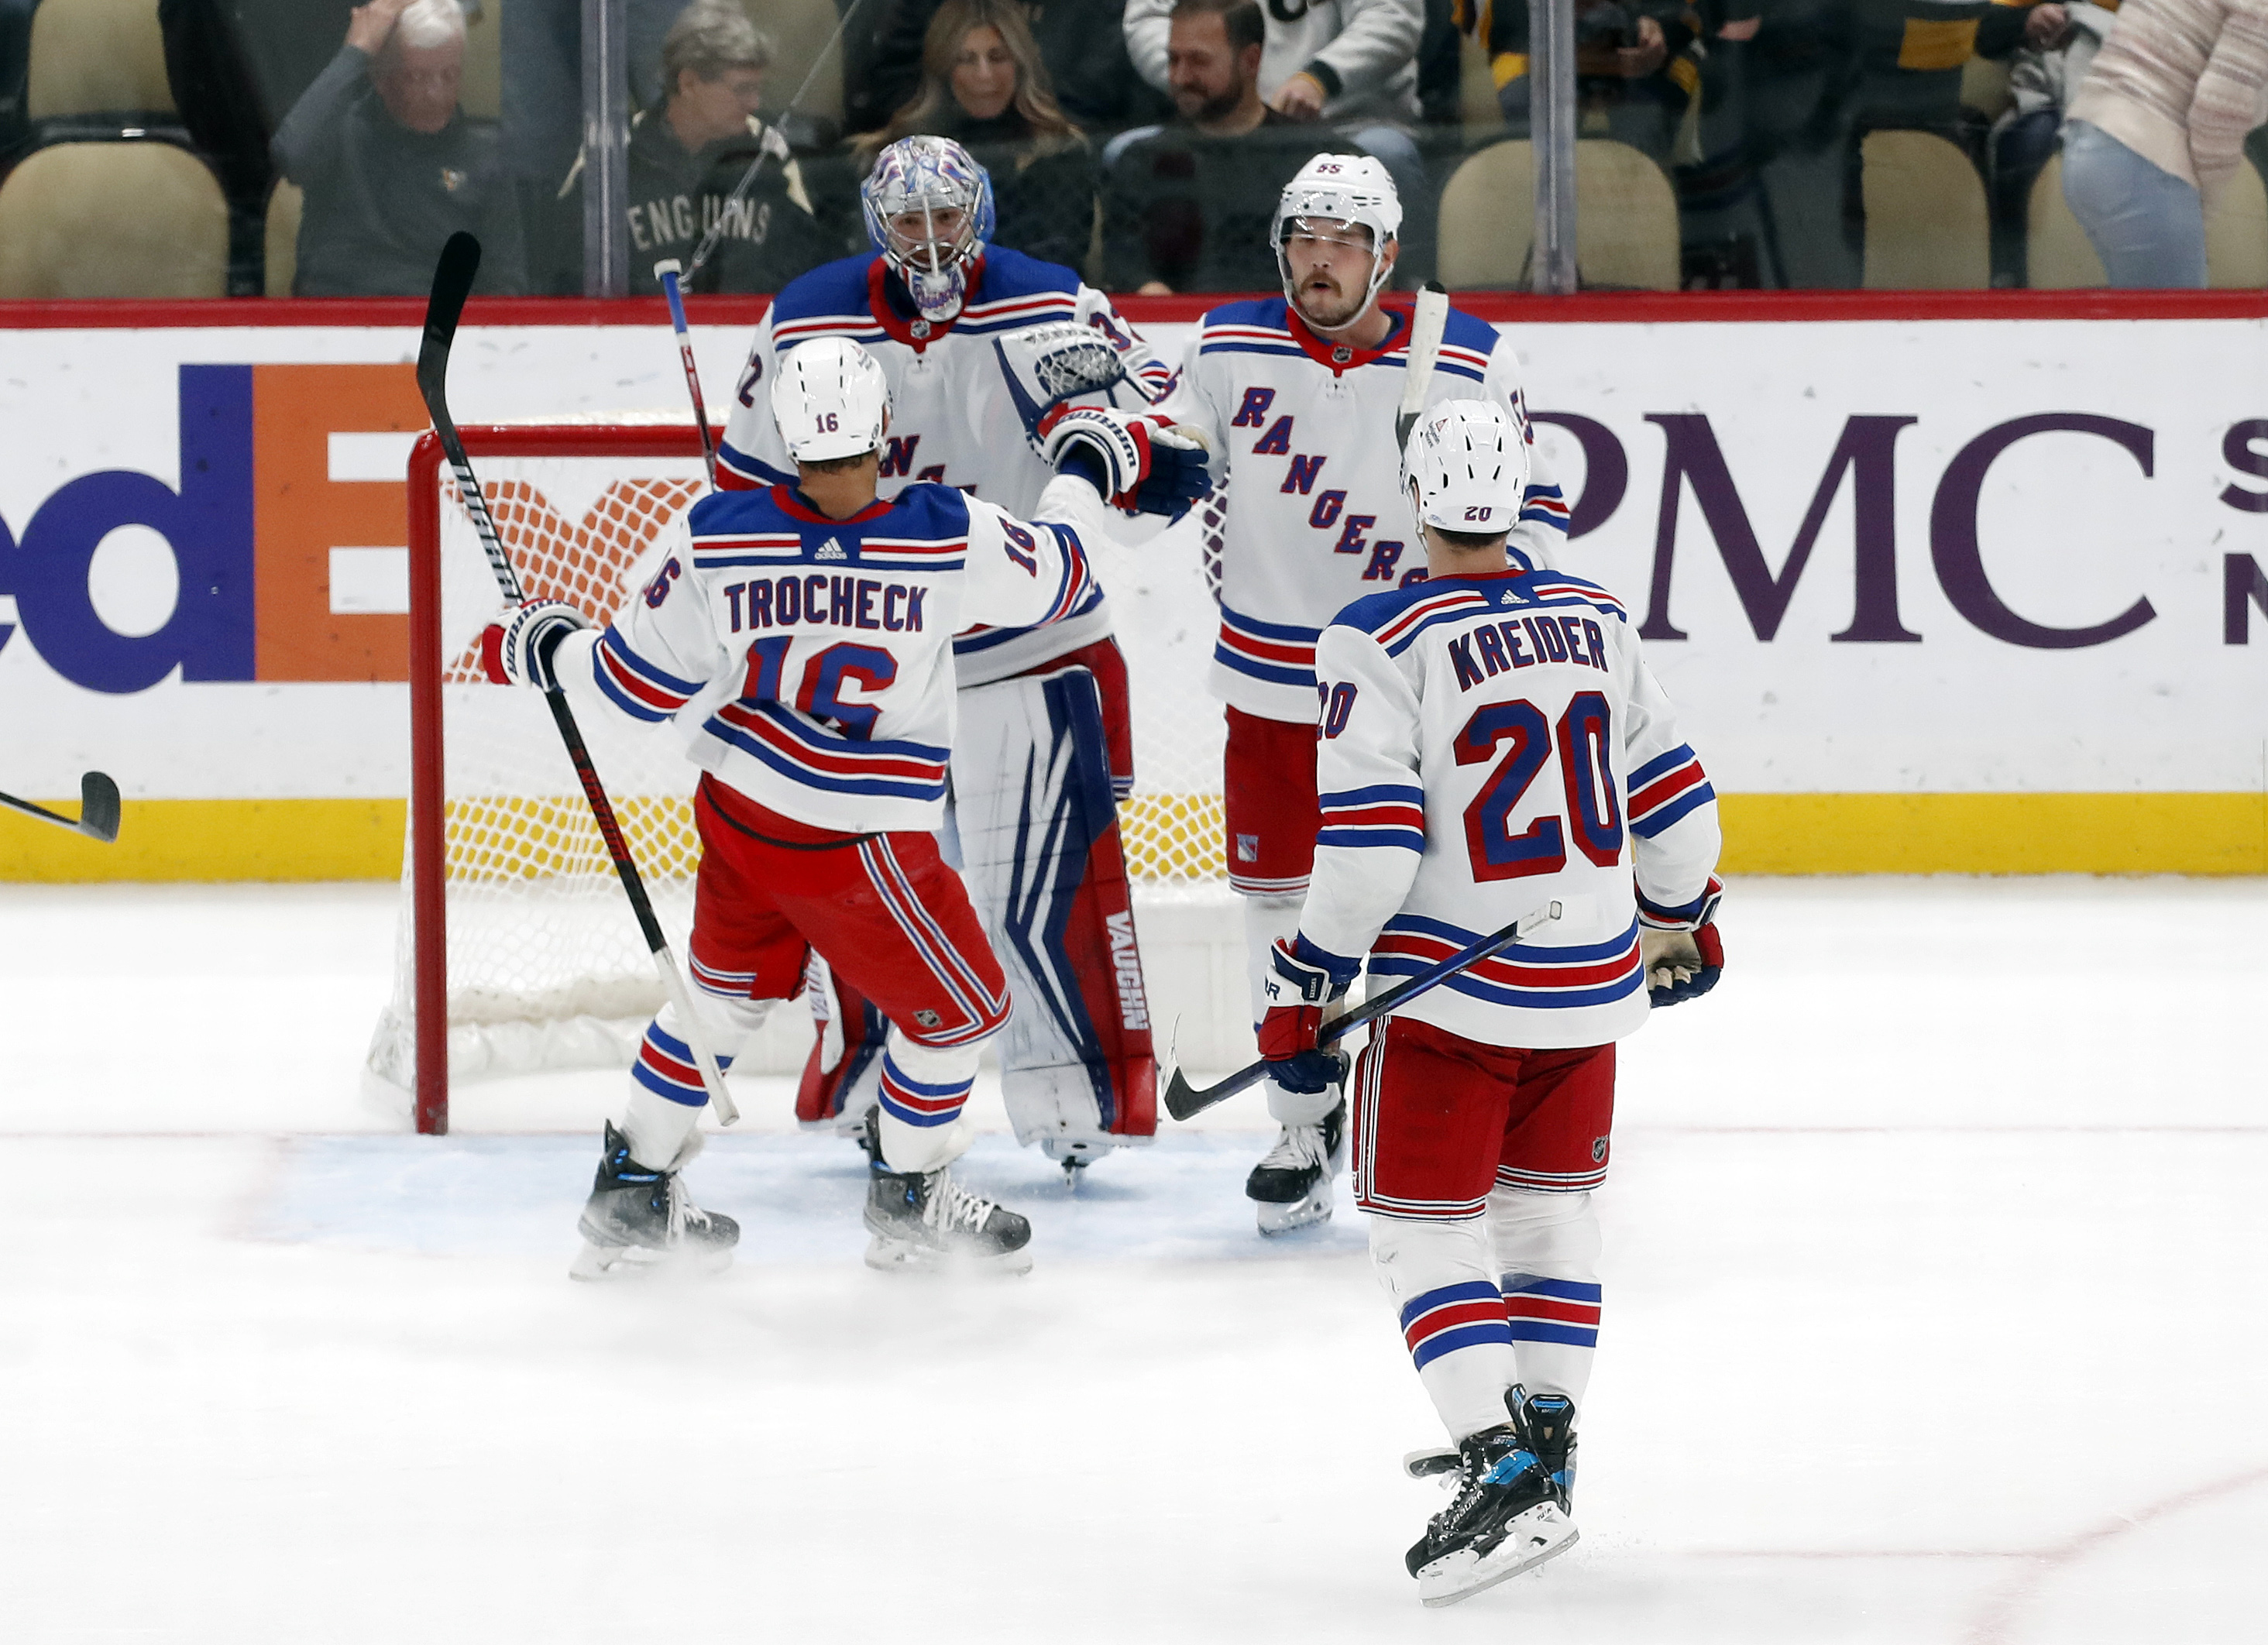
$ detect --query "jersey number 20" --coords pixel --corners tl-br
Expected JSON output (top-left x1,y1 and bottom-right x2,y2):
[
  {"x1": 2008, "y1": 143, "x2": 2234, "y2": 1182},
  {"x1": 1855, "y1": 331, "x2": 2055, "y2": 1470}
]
[{"x1": 1454, "y1": 692, "x2": 1623, "y2": 879}]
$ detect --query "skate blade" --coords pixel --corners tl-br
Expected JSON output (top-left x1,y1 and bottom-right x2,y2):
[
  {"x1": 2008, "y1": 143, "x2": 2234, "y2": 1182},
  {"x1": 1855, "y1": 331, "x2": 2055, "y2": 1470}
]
[
  {"x1": 1416, "y1": 1507, "x2": 1578, "y2": 1608},
  {"x1": 862, "y1": 1231, "x2": 1035, "y2": 1276},
  {"x1": 568, "y1": 1238, "x2": 732, "y2": 1283},
  {"x1": 1255, "y1": 1185, "x2": 1334, "y2": 1236},
  {"x1": 1402, "y1": 1445, "x2": 1459, "y2": 1482}
]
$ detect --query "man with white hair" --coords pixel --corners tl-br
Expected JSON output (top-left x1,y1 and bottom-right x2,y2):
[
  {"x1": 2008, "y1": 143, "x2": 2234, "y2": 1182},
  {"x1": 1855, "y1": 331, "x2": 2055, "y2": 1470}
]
[
  {"x1": 271, "y1": 0, "x2": 526, "y2": 294},
  {"x1": 1154, "y1": 152, "x2": 1569, "y2": 1234}
]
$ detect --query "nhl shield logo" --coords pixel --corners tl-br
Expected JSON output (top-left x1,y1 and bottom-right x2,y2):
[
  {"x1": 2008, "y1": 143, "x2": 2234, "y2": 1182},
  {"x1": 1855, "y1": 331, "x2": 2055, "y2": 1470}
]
[
  {"x1": 911, "y1": 318, "x2": 932, "y2": 339},
  {"x1": 1332, "y1": 345, "x2": 1352, "y2": 364},
  {"x1": 1592, "y1": 1137, "x2": 1610, "y2": 1163},
  {"x1": 915, "y1": 1008, "x2": 942, "y2": 1028}
]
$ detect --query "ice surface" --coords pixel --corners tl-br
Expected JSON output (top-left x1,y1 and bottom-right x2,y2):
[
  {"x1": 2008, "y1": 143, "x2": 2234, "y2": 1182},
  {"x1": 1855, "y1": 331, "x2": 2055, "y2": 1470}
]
[{"x1": 2, "y1": 878, "x2": 2264, "y2": 1642}]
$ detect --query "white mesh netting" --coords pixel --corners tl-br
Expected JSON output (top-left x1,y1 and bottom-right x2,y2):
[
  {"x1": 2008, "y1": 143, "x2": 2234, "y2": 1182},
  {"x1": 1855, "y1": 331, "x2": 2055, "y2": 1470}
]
[{"x1": 367, "y1": 432, "x2": 1228, "y2": 1093}]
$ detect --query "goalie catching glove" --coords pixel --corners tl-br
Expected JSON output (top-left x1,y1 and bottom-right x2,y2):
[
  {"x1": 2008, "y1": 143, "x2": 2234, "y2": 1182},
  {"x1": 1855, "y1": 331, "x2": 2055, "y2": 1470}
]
[
  {"x1": 1256, "y1": 934, "x2": 1360, "y2": 1095},
  {"x1": 1040, "y1": 406, "x2": 1210, "y2": 517},
  {"x1": 480, "y1": 599, "x2": 592, "y2": 691}
]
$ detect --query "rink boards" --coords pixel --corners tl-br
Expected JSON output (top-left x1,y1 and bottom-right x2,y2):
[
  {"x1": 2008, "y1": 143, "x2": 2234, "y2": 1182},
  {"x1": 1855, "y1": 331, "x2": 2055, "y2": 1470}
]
[{"x1": 4, "y1": 297, "x2": 2268, "y2": 878}]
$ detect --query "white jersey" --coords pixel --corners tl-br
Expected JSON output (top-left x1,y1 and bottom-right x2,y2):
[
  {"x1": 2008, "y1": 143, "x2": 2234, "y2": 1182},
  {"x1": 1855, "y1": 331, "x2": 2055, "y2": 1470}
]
[
  {"x1": 716, "y1": 247, "x2": 1173, "y2": 685},
  {"x1": 1297, "y1": 566, "x2": 1722, "y2": 1050},
  {"x1": 554, "y1": 474, "x2": 1111, "y2": 836},
  {"x1": 1156, "y1": 296, "x2": 1571, "y2": 723}
]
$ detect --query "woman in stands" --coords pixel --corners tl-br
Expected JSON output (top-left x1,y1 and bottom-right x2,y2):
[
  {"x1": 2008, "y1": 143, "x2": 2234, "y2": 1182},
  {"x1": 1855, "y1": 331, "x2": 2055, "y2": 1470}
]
[{"x1": 857, "y1": 0, "x2": 1097, "y2": 272}]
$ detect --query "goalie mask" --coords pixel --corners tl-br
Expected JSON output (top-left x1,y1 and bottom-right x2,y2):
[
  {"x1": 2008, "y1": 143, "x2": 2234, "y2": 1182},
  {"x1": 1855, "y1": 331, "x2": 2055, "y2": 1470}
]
[
  {"x1": 1275, "y1": 153, "x2": 1401, "y2": 333},
  {"x1": 1402, "y1": 399, "x2": 1528, "y2": 539},
  {"x1": 771, "y1": 337, "x2": 891, "y2": 462},
  {"x1": 862, "y1": 136, "x2": 996, "y2": 328}
]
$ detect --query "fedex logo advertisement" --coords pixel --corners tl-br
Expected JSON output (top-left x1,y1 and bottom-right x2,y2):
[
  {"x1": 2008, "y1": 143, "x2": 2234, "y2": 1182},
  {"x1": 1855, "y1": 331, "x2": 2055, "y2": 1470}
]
[{"x1": 0, "y1": 363, "x2": 426, "y2": 694}]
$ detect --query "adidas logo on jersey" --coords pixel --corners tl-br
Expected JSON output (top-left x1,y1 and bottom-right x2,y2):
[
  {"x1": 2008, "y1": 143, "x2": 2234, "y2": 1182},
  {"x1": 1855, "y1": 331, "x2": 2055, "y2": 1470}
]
[{"x1": 816, "y1": 537, "x2": 848, "y2": 562}]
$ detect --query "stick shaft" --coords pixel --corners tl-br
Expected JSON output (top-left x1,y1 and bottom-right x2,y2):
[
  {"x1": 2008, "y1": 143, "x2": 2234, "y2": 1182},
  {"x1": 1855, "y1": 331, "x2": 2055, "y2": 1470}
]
[
  {"x1": 655, "y1": 263, "x2": 718, "y2": 486},
  {"x1": 0, "y1": 790, "x2": 81, "y2": 831}
]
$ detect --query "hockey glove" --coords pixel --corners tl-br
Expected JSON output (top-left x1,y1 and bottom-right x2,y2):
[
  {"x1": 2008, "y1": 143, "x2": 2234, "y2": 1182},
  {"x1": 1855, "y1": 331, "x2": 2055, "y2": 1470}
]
[
  {"x1": 1257, "y1": 935, "x2": 1359, "y2": 1095},
  {"x1": 1040, "y1": 407, "x2": 1210, "y2": 518},
  {"x1": 993, "y1": 322, "x2": 1129, "y2": 444},
  {"x1": 479, "y1": 599, "x2": 592, "y2": 692},
  {"x1": 1642, "y1": 922, "x2": 1723, "y2": 1008}
]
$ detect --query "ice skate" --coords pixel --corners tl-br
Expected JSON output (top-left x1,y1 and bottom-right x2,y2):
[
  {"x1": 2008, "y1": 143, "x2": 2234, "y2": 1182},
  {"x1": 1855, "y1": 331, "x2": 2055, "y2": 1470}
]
[
  {"x1": 862, "y1": 1114, "x2": 1033, "y2": 1274},
  {"x1": 1404, "y1": 1389, "x2": 1578, "y2": 1607},
  {"x1": 1245, "y1": 1096, "x2": 1346, "y2": 1235},
  {"x1": 1405, "y1": 1393, "x2": 1578, "y2": 1505},
  {"x1": 569, "y1": 1122, "x2": 739, "y2": 1281}
]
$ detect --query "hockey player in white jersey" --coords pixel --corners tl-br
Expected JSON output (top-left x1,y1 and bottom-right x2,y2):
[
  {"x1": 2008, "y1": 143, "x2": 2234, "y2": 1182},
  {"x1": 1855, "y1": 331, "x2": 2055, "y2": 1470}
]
[
  {"x1": 1153, "y1": 150, "x2": 1572, "y2": 1232},
  {"x1": 1256, "y1": 401, "x2": 1723, "y2": 1604},
  {"x1": 716, "y1": 135, "x2": 1189, "y2": 1175},
  {"x1": 479, "y1": 338, "x2": 1202, "y2": 1276}
]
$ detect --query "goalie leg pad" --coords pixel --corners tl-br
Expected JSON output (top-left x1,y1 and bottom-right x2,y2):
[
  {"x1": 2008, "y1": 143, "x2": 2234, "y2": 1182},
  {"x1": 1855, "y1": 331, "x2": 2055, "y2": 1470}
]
[
  {"x1": 1369, "y1": 1214, "x2": 1520, "y2": 1444},
  {"x1": 1489, "y1": 1186, "x2": 1603, "y2": 1410},
  {"x1": 950, "y1": 665, "x2": 1156, "y2": 1162},
  {"x1": 796, "y1": 953, "x2": 887, "y2": 1134}
]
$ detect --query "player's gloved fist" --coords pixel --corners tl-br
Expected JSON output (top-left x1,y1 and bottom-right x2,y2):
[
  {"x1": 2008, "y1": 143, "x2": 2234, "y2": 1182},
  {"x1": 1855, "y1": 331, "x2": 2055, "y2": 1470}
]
[
  {"x1": 1642, "y1": 921, "x2": 1723, "y2": 1008},
  {"x1": 479, "y1": 599, "x2": 592, "y2": 691},
  {"x1": 1257, "y1": 935, "x2": 1359, "y2": 1094},
  {"x1": 1040, "y1": 408, "x2": 1209, "y2": 517}
]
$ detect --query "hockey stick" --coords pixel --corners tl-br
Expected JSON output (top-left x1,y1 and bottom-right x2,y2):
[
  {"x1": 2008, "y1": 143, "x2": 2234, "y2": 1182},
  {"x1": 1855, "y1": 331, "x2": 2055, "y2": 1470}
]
[
  {"x1": 418, "y1": 232, "x2": 740, "y2": 1127},
  {"x1": 1393, "y1": 281, "x2": 1450, "y2": 454},
  {"x1": 0, "y1": 771, "x2": 120, "y2": 843},
  {"x1": 1162, "y1": 899, "x2": 1562, "y2": 1122},
  {"x1": 652, "y1": 259, "x2": 718, "y2": 486},
  {"x1": 682, "y1": 0, "x2": 875, "y2": 280}
]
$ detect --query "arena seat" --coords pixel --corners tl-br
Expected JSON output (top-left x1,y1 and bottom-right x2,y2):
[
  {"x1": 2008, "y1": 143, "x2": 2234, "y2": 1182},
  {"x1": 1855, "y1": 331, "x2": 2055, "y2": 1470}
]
[
  {"x1": 754, "y1": 0, "x2": 843, "y2": 128},
  {"x1": 1457, "y1": 24, "x2": 1501, "y2": 132},
  {"x1": 26, "y1": 0, "x2": 172, "y2": 118},
  {"x1": 2029, "y1": 150, "x2": 2268, "y2": 288},
  {"x1": 1860, "y1": 129, "x2": 1988, "y2": 289},
  {"x1": 1959, "y1": 53, "x2": 2012, "y2": 122},
  {"x1": 265, "y1": 173, "x2": 301, "y2": 295},
  {"x1": 1436, "y1": 138, "x2": 1678, "y2": 291},
  {"x1": 0, "y1": 137, "x2": 225, "y2": 296},
  {"x1": 459, "y1": 0, "x2": 499, "y2": 121}
]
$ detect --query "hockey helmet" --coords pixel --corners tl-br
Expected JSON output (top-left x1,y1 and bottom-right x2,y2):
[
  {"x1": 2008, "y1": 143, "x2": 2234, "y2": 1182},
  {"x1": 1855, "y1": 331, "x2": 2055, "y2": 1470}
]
[
  {"x1": 1274, "y1": 153, "x2": 1401, "y2": 327},
  {"x1": 861, "y1": 136, "x2": 996, "y2": 327},
  {"x1": 1401, "y1": 399, "x2": 1529, "y2": 541},
  {"x1": 771, "y1": 337, "x2": 892, "y2": 462}
]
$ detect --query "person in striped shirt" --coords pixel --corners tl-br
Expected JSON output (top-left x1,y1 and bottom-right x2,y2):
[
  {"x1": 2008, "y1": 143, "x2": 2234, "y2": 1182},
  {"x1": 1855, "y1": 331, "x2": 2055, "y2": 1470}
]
[
  {"x1": 1152, "y1": 151, "x2": 1570, "y2": 1233},
  {"x1": 1256, "y1": 400, "x2": 1723, "y2": 1606},
  {"x1": 482, "y1": 338, "x2": 1201, "y2": 1278}
]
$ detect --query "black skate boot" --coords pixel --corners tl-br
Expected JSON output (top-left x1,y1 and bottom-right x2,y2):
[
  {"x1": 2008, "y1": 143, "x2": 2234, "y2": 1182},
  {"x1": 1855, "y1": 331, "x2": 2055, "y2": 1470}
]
[
  {"x1": 569, "y1": 1122, "x2": 739, "y2": 1281},
  {"x1": 1403, "y1": 1389, "x2": 1578, "y2": 1607},
  {"x1": 1245, "y1": 1096, "x2": 1347, "y2": 1235},
  {"x1": 863, "y1": 1111, "x2": 1033, "y2": 1274},
  {"x1": 1407, "y1": 1391, "x2": 1580, "y2": 1507}
]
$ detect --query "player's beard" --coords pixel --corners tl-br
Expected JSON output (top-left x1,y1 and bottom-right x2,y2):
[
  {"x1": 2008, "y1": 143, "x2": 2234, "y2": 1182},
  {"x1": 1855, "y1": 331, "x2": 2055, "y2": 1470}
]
[{"x1": 1292, "y1": 268, "x2": 1368, "y2": 333}]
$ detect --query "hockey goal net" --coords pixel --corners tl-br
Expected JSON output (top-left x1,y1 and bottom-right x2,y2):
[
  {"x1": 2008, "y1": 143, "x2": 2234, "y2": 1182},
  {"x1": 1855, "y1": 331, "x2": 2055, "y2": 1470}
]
[{"x1": 369, "y1": 423, "x2": 1228, "y2": 1133}]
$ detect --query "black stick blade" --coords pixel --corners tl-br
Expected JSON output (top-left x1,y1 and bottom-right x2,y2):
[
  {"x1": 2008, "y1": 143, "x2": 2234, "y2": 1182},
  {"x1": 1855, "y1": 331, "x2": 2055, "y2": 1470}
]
[
  {"x1": 418, "y1": 233, "x2": 482, "y2": 420},
  {"x1": 77, "y1": 771, "x2": 120, "y2": 843},
  {"x1": 1163, "y1": 1065, "x2": 1207, "y2": 1123}
]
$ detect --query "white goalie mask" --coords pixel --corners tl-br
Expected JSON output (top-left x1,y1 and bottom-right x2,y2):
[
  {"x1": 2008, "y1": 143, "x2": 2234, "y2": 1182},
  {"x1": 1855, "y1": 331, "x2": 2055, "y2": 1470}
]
[
  {"x1": 1402, "y1": 399, "x2": 1529, "y2": 539},
  {"x1": 771, "y1": 337, "x2": 892, "y2": 462},
  {"x1": 861, "y1": 136, "x2": 996, "y2": 328},
  {"x1": 1274, "y1": 153, "x2": 1402, "y2": 331}
]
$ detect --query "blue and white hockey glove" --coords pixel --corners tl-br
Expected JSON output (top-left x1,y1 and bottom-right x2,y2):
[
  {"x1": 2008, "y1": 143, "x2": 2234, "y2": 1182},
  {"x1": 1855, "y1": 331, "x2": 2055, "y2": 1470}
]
[
  {"x1": 479, "y1": 599, "x2": 592, "y2": 692},
  {"x1": 1644, "y1": 922, "x2": 1723, "y2": 1008},
  {"x1": 1040, "y1": 407, "x2": 1210, "y2": 518},
  {"x1": 1258, "y1": 935, "x2": 1359, "y2": 1095}
]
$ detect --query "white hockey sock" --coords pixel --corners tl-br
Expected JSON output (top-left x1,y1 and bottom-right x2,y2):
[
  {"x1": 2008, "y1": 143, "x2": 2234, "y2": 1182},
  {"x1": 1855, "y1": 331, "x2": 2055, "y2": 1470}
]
[
  {"x1": 619, "y1": 992, "x2": 769, "y2": 1172},
  {"x1": 873, "y1": 1031, "x2": 980, "y2": 1175},
  {"x1": 1242, "y1": 891, "x2": 1338, "y2": 1126},
  {"x1": 1489, "y1": 1187, "x2": 1603, "y2": 1408},
  {"x1": 1370, "y1": 1215, "x2": 1518, "y2": 1442}
]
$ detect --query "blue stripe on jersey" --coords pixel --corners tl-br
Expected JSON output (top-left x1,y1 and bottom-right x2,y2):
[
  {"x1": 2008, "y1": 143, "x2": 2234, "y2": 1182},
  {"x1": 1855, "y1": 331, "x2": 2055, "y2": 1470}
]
[{"x1": 716, "y1": 441, "x2": 794, "y2": 487}]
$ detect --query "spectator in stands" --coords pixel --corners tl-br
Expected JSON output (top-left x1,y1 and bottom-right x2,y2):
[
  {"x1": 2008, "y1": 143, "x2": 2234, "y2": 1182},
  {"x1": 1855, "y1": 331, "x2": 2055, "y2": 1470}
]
[
  {"x1": 857, "y1": 0, "x2": 1097, "y2": 270},
  {"x1": 847, "y1": 0, "x2": 1167, "y2": 139},
  {"x1": 1101, "y1": 0, "x2": 1344, "y2": 291},
  {"x1": 546, "y1": 0, "x2": 827, "y2": 295},
  {"x1": 271, "y1": 0, "x2": 525, "y2": 294},
  {"x1": 1125, "y1": 0, "x2": 1424, "y2": 123},
  {"x1": 1989, "y1": 3, "x2": 2115, "y2": 285},
  {"x1": 2064, "y1": 0, "x2": 2268, "y2": 287}
]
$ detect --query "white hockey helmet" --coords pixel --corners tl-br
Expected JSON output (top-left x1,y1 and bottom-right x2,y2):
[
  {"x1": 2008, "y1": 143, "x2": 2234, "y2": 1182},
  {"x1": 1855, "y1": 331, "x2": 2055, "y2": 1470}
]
[
  {"x1": 1275, "y1": 153, "x2": 1402, "y2": 325},
  {"x1": 1402, "y1": 399, "x2": 1530, "y2": 540},
  {"x1": 770, "y1": 337, "x2": 891, "y2": 462}
]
